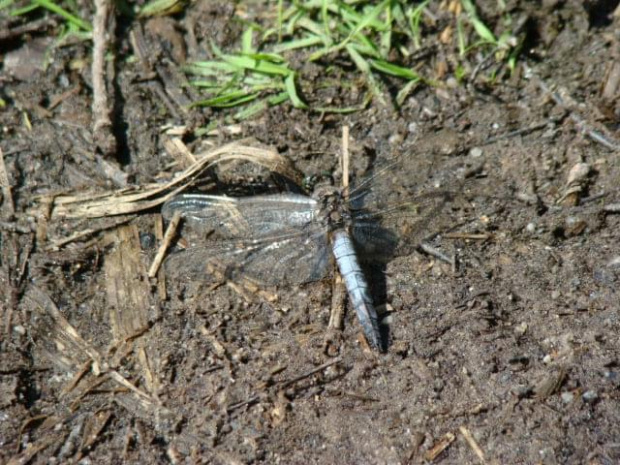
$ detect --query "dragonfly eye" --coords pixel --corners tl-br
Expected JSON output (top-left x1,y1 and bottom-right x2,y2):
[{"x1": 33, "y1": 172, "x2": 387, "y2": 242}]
[
  {"x1": 301, "y1": 175, "x2": 318, "y2": 192},
  {"x1": 312, "y1": 184, "x2": 339, "y2": 202}
]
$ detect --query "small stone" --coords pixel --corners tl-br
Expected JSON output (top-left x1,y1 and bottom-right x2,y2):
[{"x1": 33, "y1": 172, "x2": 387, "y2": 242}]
[
  {"x1": 564, "y1": 216, "x2": 586, "y2": 237},
  {"x1": 511, "y1": 384, "x2": 532, "y2": 398},
  {"x1": 561, "y1": 391, "x2": 574, "y2": 403},
  {"x1": 551, "y1": 290, "x2": 560, "y2": 300},
  {"x1": 543, "y1": 354, "x2": 552, "y2": 364},
  {"x1": 13, "y1": 325, "x2": 26, "y2": 335},
  {"x1": 525, "y1": 222, "x2": 536, "y2": 233},
  {"x1": 566, "y1": 163, "x2": 590, "y2": 185},
  {"x1": 514, "y1": 322, "x2": 528, "y2": 336},
  {"x1": 582, "y1": 390, "x2": 598, "y2": 403},
  {"x1": 389, "y1": 133, "x2": 404, "y2": 146},
  {"x1": 469, "y1": 147, "x2": 483, "y2": 158},
  {"x1": 446, "y1": 77, "x2": 459, "y2": 88}
]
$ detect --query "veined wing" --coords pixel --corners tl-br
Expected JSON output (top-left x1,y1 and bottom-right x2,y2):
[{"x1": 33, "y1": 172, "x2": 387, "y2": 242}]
[
  {"x1": 347, "y1": 152, "x2": 469, "y2": 214},
  {"x1": 351, "y1": 190, "x2": 458, "y2": 260},
  {"x1": 161, "y1": 193, "x2": 318, "y2": 240},
  {"x1": 162, "y1": 192, "x2": 330, "y2": 285},
  {"x1": 347, "y1": 154, "x2": 479, "y2": 260},
  {"x1": 165, "y1": 227, "x2": 331, "y2": 286}
]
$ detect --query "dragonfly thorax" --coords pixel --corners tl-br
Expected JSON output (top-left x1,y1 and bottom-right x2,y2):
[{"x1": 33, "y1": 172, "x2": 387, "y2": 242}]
[{"x1": 312, "y1": 184, "x2": 352, "y2": 231}]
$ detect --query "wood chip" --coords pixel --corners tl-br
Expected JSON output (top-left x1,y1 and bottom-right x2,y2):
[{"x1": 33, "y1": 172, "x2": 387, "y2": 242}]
[
  {"x1": 424, "y1": 432, "x2": 456, "y2": 462},
  {"x1": 459, "y1": 426, "x2": 487, "y2": 463}
]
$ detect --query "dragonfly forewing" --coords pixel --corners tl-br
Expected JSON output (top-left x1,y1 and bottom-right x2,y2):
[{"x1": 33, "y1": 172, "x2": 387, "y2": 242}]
[
  {"x1": 163, "y1": 194, "x2": 332, "y2": 286},
  {"x1": 162, "y1": 193, "x2": 318, "y2": 240},
  {"x1": 347, "y1": 153, "x2": 468, "y2": 216},
  {"x1": 351, "y1": 190, "x2": 457, "y2": 260}
]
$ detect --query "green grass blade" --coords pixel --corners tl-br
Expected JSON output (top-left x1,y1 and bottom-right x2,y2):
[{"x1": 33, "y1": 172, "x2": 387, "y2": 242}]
[
  {"x1": 346, "y1": 44, "x2": 386, "y2": 105},
  {"x1": 295, "y1": 16, "x2": 333, "y2": 46},
  {"x1": 10, "y1": 2, "x2": 40, "y2": 16},
  {"x1": 241, "y1": 27, "x2": 255, "y2": 54},
  {"x1": 379, "y1": 1, "x2": 393, "y2": 57},
  {"x1": 189, "y1": 81, "x2": 222, "y2": 89},
  {"x1": 349, "y1": 34, "x2": 381, "y2": 58},
  {"x1": 470, "y1": 16, "x2": 497, "y2": 44},
  {"x1": 138, "y1": 0, "x2": 185, "y2": 17},
  {"x1": 457, "y1": 17, "x2": 466, "y2": 56},
  {"x1": 33, "y1": 0, "x2": 92, "y2": 31},
  {"x1": 192, "y1": 90, "x2": 261, "y2": 108},
  {"x1": 221, "y1": 54, "x2": 291, "y2": 76},
  {"x1": 234, "y1": 91, "x2": 289, "y2": 121},
  {"x1": 284, "y1": 73, "x2": 307, "y2": 109},
  {"x1": 285, "y1": 8, "x2": 306, "y2": 36},
  {"x1": 369, "y1": 59, "x2": 421, "y2": 81},
  {"x1": 396, "y1": 80, "x2": 420, "y2": 106},
  {"x1": 273, "y1": 36, "x2": 323, "y2": 53},
  {"x1": 184, "y1": 61, "x2": 240, "y2": 76},
  {"x1": 243, "y1": 52, "x2": 286, "y2": 63},
  {"x1": 324, "y1": 1, "x2": 384, "y2": 30},
  {"x1": 408, "y1": 0, "x2": 431, "y2": 49},
  {"x1": 321, "y1": 0, "x2": 329, "y2": 36},
  {"x1": 309, "y1": 43, "x2": 344, "y2": 61},
  {"x1": 460, "y1": 0, "x2": 497, "y2": 44},
  {"x1": 277, "y1": 0, "x2": 283, "y2": 41},
  {"x1": 341, "y1": 0, "x2": 389, "y2": 48},
  {"x1": 346, "y1": 43, "x2": 370, "y2": 73}
]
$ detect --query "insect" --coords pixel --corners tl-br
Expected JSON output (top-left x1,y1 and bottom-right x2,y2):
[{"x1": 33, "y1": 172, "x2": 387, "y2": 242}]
[{"x1": 162, "y1": 155, "x2": 472, "y2": 351}]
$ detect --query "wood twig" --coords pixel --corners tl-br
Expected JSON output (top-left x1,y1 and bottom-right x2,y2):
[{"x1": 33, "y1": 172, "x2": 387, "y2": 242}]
[
  {"x1": 148, "y1": 211, "x2": 181, "y2": 278},
  {"x1": 459, "y1": 426, "x2": 487, "y2": 464},
  {"x1": 0, "y1": 147, "x2": 15, "y2": 218},
  {"x1": 279, "y1": 357, "x2": 342, "y2": 389},
  {"x1": 92, "y1": 0, "x2": 117, "y2": 156},
  {"x1": 341, "y1": 125, "x2": 350, "y2": 191}
]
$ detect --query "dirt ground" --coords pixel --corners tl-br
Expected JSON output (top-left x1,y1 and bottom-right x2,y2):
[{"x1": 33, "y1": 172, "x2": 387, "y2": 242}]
[{"x1": 2, "y1": 1, "x2": 620, "y2": 464}]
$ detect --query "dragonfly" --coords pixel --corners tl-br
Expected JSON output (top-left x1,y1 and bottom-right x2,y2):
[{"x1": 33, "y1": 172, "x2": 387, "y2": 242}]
[{"x1": 161, "y1": 155, "x2": 472, "y2": 351}]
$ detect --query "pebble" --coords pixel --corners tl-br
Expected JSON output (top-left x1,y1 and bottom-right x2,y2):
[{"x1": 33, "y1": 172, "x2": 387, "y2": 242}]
[
  {"x1": 566, "y1": 163, "x2": 590, "y2": 185},
  {"x1": 469, "y1": 147, "x2": 483, "y2": 158},
  {"x1": 511, "y1": 384, "x2": 532, "y2": 398},
  {"x1": 564, "y1": 216, "x2": 586, "y2": 237},
  {"x1": 13, "y1": 324, "x2": 26, "y2": 335},
  {"x1": 561, "y1": 391, "x2": 574, "y2": 403},
  {"x1": 514, "y1": 322, "x2": 528, "y2": 336},
  {"x1": 582, "y1": 390, "x2": 598, "y2": 403}
]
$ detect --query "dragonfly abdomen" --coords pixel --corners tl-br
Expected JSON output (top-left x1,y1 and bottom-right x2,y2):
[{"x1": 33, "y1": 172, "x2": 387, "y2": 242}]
[{"x1": 331, "y1": 230, "x2": 382, "y2": 350}]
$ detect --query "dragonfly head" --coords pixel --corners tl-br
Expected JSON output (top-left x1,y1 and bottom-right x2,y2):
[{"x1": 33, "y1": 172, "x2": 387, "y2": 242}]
[{"x1": 311, "y1": 182, "x2": 339, "y2": 200}]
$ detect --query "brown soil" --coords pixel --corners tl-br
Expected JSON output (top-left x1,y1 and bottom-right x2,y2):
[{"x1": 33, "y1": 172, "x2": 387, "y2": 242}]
[{"x1": 2, "y1": 2, "x2": 620, "y2": 464}]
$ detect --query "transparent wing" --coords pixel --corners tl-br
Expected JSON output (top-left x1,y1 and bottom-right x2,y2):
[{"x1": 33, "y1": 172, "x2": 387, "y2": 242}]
[
  {"x1": 165, "y1": 228, "x2": 331, "y2": 286},
  {"x1": 162, "y1": 193, "x2": 331, "y2": 285},
  {"x1": 347, "y1": 154, "x2": 480, "y2": 260},
  {"x1": 347, "y1": 152, "x2": 470, "y2": 213},
  {"x1": 351, "y1": 191, "x2": 457, "y2": 260},
  {"x1": 161, "y1": 193, "x2": 318, "y2": 240}
]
